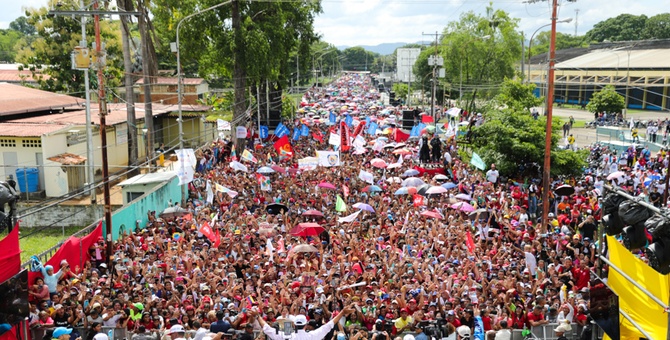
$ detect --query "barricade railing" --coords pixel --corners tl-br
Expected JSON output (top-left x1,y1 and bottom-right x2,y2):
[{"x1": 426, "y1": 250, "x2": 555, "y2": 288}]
[
  {"x1": 31, "y1": 326, "x2": 130, "y2": 340},
  {"x1": 508, "y1": 323, "x2": 580, "y2": 340}
]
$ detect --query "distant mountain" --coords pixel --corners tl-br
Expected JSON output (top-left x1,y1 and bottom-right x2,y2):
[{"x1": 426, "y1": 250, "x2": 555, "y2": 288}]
[{"x1": 337, "y1": 42, "x2": 411, "y2": 55}]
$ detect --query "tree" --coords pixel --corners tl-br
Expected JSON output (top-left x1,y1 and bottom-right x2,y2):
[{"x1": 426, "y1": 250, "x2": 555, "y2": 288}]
[
  {"x1": 586, "y1": 85, "x2": 625, "y2": 114},
  {"x1": 644, "y1": 13, "x2": 670, "y2": 40},
  {"x1": 440, "y1": 5, "x2": 522, "y2": 111},
  {"x1": 495, "y1": 78, "x2": 542, "y2": 111},
  {"x1": 341, "y1": 47, "x2": 376, "y2": 71},
  {"x1": 472, "y1": 81, "x2": 585, "y2": 177},
  {"x1": 9, "y1": 16, "x2": 36, "y2": 36},
  {"x1": 585, "y1": 14, "x2": 647, "y2": 42},
  {"x1": 392, "y1": 83, "x2": 408, "y2": 101},
  {"x1": 0, "y1": 29, "x2": 23, "y2": 62},
  {"x1": 15, "y1": 0, "x2": 123, "y2": 94},
  {"x1": 530, "y1": 31, "x2": 585, "y2": 57}
]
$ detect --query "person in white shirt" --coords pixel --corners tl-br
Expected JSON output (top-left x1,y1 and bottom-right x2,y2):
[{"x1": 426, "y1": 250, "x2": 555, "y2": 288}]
[
  {"x1": 495, "y1": 320, "x2": 511, "y2": 340},
  {"x1": 486, "y1": 164, "x2": 499, "y2": 187},
  {"x1": 254, "y1": 305, "x2": 355, "y2": 340}
]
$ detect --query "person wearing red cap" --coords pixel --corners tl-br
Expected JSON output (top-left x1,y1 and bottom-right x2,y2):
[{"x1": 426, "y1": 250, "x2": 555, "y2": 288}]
[{"x1": 394, "y1": 308, "x2": 413, "y2": 334}]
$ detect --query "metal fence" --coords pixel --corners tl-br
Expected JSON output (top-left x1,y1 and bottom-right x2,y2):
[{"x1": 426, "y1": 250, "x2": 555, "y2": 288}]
[{"x1": 509, "y1": 323, "x2": 582, "y2": 340}]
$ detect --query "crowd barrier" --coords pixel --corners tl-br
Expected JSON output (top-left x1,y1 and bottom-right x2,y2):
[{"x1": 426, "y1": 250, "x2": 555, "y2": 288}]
[
  {"x1": 31, "y1": 326, "x2": 130, "y2": 340},
  {"x1": 509, "y1": 323, "x2": 581, "y2": 340}
]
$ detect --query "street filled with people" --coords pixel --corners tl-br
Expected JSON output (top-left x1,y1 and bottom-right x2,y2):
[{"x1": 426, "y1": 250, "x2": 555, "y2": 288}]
[{"x1": 29, "y1": 74, "x2": 614, "y2": 340}]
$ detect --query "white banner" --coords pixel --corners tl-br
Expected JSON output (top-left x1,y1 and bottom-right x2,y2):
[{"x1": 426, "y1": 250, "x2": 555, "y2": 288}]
[
  {"x1": 353, "y1": 135, "x2": 366, "y2": 148},
  {"x1": 217, "y1": 119, "x2": 231, "y2": 131},
  {"x1": 329, "y1": 133, "x2": 341, "y2": 146},
  {"x1": 338, "y1": 210, "x2": 362, "y2": 223},
  {"x1": 236, "y1": 126, "x2": 248, "y2": 138},
  {"x1": 177, "y1": 163, "x2": 195, "y2": 185},
  {"x1": 358, "y1": 170, "x2": 374, "y2": 184},
  {"x1": 316, "y1": 150, "x2": 341, "y2": 167},
  {"x1": 298, "y1": 157, "x2": 318, "y2": 170}
]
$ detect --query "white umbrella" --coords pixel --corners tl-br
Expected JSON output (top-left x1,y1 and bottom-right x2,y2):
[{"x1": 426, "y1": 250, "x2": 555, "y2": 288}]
[
  {"x1": 607, "y1": 171, "x2": 626, "y2": 181},
  {"x1": 257, "y1": 166, "x2": 275, "y2": 174},
  {"x1": 402, "y1": 169, "x2": 420, "y2": 177},
  {"x1": 426, "y1": 186, "x2": 448, "y2": 194},
  {"x1": 402, "y1": 177, "x2": 426, "y2": 187},
  {"x1": 433, "y1": 174, "x2": 449, "y2": 181},
  {"x1": 455, "y1": 193, "x2": 472, "y2": 201},
  {"x1": 230, "y1": 161, "x2": 248, "y2": 172},
  {"x1": 386, "y1": 176, "x2": 402, "y2": 184}
]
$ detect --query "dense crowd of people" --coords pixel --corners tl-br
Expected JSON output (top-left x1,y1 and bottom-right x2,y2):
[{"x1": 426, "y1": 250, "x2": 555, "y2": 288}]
[{"x1": 27, "y1": 74, "x2": 610, "y2": 340}]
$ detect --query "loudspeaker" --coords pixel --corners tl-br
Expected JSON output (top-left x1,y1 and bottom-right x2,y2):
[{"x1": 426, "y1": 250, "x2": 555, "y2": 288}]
[
  {"x1": 402, "y1": 110, "x2": 415, "y2": 130},
  {"x1": 268, "y1": 110, "x2": 282, "y2": 130}
]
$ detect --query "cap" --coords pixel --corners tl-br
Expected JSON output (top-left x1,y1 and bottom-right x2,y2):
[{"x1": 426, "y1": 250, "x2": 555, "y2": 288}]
[
  {"x1": 456, "y1": 325, "x2": 471, "y2": 337},
  {"x1": 403, "y1": 335, "x2": 415, "y2": 340},
  {"x1": 52, "y1": 327, "x2": 73, "y2": 338},
  {"x1": 294, "y1": 315, "x2": 308, "y2": 326},
  {"x1": 167, "y1": 324, "x2": 185, "y2": 334},
  {"x1": 93, "y1": 334, "x2": 109, "y2": 340},
  {"x1": 92, "y1": 303, "x2": 101, "y2": 309},
  {"x1": 400, "y1": 308, "x2": 409, "y2": 313}
]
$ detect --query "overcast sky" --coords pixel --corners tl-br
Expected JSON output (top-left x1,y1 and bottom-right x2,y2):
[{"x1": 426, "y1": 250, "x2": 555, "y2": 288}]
[{"x1": 2, "y1": 0, "x2": 666, "y2": 47}]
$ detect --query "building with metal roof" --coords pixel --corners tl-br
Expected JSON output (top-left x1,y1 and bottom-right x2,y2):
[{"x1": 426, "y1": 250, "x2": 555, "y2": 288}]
[{"x1": 527, "y1": 39, "x2": 670, "y2": 111}]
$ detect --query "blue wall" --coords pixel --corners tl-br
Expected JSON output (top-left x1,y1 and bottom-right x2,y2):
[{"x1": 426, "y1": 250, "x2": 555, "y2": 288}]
[{"x1": 108, "y1": 175, "x2": 181, "y2": 240}]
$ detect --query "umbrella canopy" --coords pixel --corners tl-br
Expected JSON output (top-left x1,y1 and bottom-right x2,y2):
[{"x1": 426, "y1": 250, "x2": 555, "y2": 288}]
[
  {"x1": 469, "y1": 208, "x2": 489, "y2": 221},
  {"x1": 386, "y1": 176, "x2": 402, "y2": 184},
  {"x1": 392, "y1": 148, "x2": 413, "y2": 156},
  {"x1": 291, "y1": 223, "x2": 325, "y2": 237},
  {"x1": 433, "y1": 174, "x2": 449, "y2": 181},
  {"x1": 607, "y1": 171, "x2": 626, "y2": 181},
  {"x1": 402, "y1": 177, "x2": 425, "y2": 187},
  {"x1": 417, "y1": 184, "x2": 431, "y2": 196},
  {"x1": 421, "y1": 210, "x2": 443, "y2": 219},
  {"x1": 292, "y1": 244, "x2": 319, "y2": 253},
  {"x1": 302, "y1": 209, "x2": 324, "y2": 217},
  {"x1": 160, "y1": 206, "x2": 189, "y2": 218},
  {"x1": 387, "y1": 162, "x2": 403, "y2": 169},
  {"x1": 230, "y1": 161, "x2": 248, "y2": 172},
  {"x1": 270, "y1": 165, "x2": 287, "y2": 174},
  {"x1": 395, "y1": 187, "x2": 418, "y2": 195},
  {"x1": 257, "y1": 166, "x2": 275, "y2": 174},
  {"x1": 455, "y1": 193, "x2": 472, "y2": 201},
  {"x1": 370, "y1": 158, "x2": 388, "y2": 169},
  {"x1": 402, "y1": 169, "x2": 420, "y2": 178},
  {"x1": 426, "y1": 186, "x2": 448, "y2": 195},
  {"x1": 362, "y1": 185, "x2": 383, "y2": 192},
  {"x1": 266, "y1": 203, "x2": 289, "y2": 215},
  {"x1": 441, "y1": 182, "x2": 458, "y2": 190},
  {"x1": 318, "y1": 182, "x2": 337, "y2": 190},
  {"x1": 451, "y1": 202, "x2": 475, "y2": 212},
  {"x1": 353, "y1": 202, "x2": 375, "y2": 213},
  {"x1": 554, "y1": 184, "x2": 575, "y2": 196}
]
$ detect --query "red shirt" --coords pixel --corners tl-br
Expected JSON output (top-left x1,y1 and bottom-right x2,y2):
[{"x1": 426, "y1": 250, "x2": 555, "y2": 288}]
[{"x1": 526, "y1": 312, "x2": 545, "y2": 326}]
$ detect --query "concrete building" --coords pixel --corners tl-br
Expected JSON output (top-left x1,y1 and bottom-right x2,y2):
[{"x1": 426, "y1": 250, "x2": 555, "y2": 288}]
[
  {"x1": 528, "y1": 40, "x2": 670, "y2": 111},
  {"x1": 0, "y1": 83, "x2": 213, "y2": 198}
]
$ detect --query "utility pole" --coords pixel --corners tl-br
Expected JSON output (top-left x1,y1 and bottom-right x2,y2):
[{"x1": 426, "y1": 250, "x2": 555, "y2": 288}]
[
  {"x1": 574, "y1": 9, "x2": 579, "y2": 36},
  {"x1": 80, "y1": 0, "x2": 96, "y2": 205},
  {"x1": 232, "y1": 0, "x2": 247, "y2": 153},
  {"x1": 117, "y1": 0, "x2": 138, "y2": 179},
  {"x1": 422, "y1": 31, "x2": 440, "y2": 122},
  {"x1": 137, "y1": 1, "x2": 154, "y2": 170},
  {"x1": 521, "y1": 31, "x2": 525, "y2": 82}
]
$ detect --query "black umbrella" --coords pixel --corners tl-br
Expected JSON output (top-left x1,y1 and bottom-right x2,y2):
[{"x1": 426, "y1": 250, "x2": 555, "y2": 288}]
[
  {"x1": 417, "y1": 184, "x2": 431, "y2": 196},
  {"x1": 468, "y1": 208, "x2": 489, "y2": 221},
  {"x1": 160, "y1": 206, "x2": 189, "y2": 218},
  {"x1": 266, "y1": 203, "x2": 289, "y2": 215},
  {"x1": 554, "y1": 185, "x2": 575, "y2": 197}
]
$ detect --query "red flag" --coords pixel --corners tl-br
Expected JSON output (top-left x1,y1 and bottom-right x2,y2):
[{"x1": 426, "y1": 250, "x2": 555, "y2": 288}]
[
  {"x1": 393, "y1": 128, "x2": 410, "y2": 142},
  {"x1": 273, "y1": 135, "x2": 293, "y2": 157},
  {"x1": 199, "y1": 222, "x2": 217, "y2": 243},
  {"x1": 340, "y1": 121, "x2": 351, "y2": 151},
  {"x1": 343, "y1": 184, "x2": 350, "y2": 198},
  {"x1": 466, "y1": 231, "x2": 475, "y2": 254},
  {"x1": 421, "y1": 115, "x2": 434, "y2": 123},
  {"x1": 413, "y1": 194, "x2": 424, "y2": 207},
  {"x1": 352, "y1": 121, "x2": 366, "y2": 139},
  {"x1": 213, "y1": 228, "x2": 221, "y2": 248},
  {"x1": 312, "y1": 130, "x2": 324, "y2": 143},
  {"x1": 0, "y1": 222, "x2": 21, "y2": 284}
]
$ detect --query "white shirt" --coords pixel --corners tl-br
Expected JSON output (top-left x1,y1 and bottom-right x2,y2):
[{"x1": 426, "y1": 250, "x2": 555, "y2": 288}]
[
  {"x1": 486, "y1": 169, "x2": 499, "y2": 183},
  {"x1": 262, "y1": 320, "x2": 336, "y2": 340},
  {"x1": 495, "y1": 329, "x2": 511, "y2": 340}
]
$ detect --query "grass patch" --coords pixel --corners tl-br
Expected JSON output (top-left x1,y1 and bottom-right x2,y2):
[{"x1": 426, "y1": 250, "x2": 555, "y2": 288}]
[
  {"x1": 572, "y1": 120, "x2": 586, "y2": 128},
  {"x1": 20, "y1": 226, "x2": 82, "y2": 263},
  {"x1": 205, "y1": 111, "x2": 233, "y2": 122}
]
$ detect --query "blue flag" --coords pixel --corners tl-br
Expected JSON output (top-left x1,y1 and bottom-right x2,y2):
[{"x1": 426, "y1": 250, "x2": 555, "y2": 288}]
[
  {"x1": 367, "y1": 122, "x2": 379, "y2": 135},
  {"x1": 293, "y1": 127, "x2": 300, "y2": 141},
  {"x1": 417, "y1": 123, "x2": 427, "y2": 133},
  {"x1": 410, "y1": 125, "x2": 420, "y2": 137},
  {"x1": 345, "y1": 114, "x2": 353, "y2": 127},
  {"x1": 275, "y1": 123, "x2": 290, "y2": 138},
  {"x1": 329, "y1": 112, "x2": 336, "y2": 125},
  {"x1": 365, "y1": 116, "x2": 371, "y2": 125},
  {"x1": 301, "y1": 124, "x2": 309, "y2": 137},
  {"x1": 259, "y1": 125, "x2": 269, "y2": 139}
]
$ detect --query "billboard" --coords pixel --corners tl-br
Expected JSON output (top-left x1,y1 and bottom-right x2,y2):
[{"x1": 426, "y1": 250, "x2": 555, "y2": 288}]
[{"x1": 396, "y1": 48, "x2": 421, "y2": 83}]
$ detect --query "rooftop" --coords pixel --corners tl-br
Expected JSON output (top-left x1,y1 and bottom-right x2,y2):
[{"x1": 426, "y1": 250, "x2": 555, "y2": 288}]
[
  {"x1": 135, "y1": 77, "x2": 206, "y2": 86},
  {"x1": 118, "y1": 171, "x2": 177, "y2": 186},
  {"x1": 0, "y1": 83, "x2": 84, "y2": 118}
]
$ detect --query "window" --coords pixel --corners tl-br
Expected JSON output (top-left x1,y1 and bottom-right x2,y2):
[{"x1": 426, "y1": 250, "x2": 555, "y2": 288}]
[
  {"x1": 0, "y1": 139, "x2": 16, "y2": 147},
  {"x1": 22, "y1": 139, "x2": 41, "y2": 148},
  {"x1": 127, "y1": 192, "x2": 144, "y2": 203}
]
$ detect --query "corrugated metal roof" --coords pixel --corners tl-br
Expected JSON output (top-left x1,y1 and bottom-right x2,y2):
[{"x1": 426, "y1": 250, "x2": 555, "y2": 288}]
[
  {"x1": 47, "y1": 153, "x2": 87, "y2": 165},
  {"x1": 0, "y1": 123, "x2": 66, "y2": 137},
  {"x1": 0, "y1": 70, "x2": 50, "y2": 83},
  {"x1": 556, "y1": 49, "x2": 670, "y2": 70},
  {"x1": 135, "y1": 77, "x2": 205, "y2": 85},
  {"x1": 0, "y1": 83, "x2": 84, "y2": 117},
  {"x1": 118, "y1": 171, "x2": 177, "y2": 186}
]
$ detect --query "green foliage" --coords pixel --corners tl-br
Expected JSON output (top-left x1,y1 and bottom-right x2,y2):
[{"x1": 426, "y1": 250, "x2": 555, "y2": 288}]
[
  {"x1": 0, "y1": 29, "x2": 23, "y2": 62},
  {"x1": 392, "y1": 83, "x2": 408, "y2": 100},
  {"x1": 15, "y1": 0, "x2": 123, "y2": 95},
  {"x1": 341, "y1": 46, "x2": 377, "y2": 71},
  {"x1": 586, "y1": 85, "x2": 625, "y2": 114},
  {"x1": 281, "y1": 94, "x2": 296, "y2": 119},
  {"x1": 495, "y1": 78, "x2": 543, "y2": 111},
  {"x1": 198, "y1": 92, "x2": 234, "y2": 113},
  {"x1": 9, "y1": 16, "x2": 36, "y2": 36},
  {"x1": 552, "y1": 149, "x2": 588, "y2": 177},
  {"x1": 586, "y1": 14, "x2": 648, "y2": 42},
  {"x1": 530, "y1": 31, "x2": 586, "y2": 57},
  {"x1": 644, "y1": 13, "x2": 670, "y2": 39}
]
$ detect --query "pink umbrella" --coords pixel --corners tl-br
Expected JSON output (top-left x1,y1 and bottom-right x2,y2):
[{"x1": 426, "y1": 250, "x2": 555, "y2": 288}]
[
  {"x1": 370, "y1": 158, "x2": 388, "y2": 169},
  {"x1": 271, "y1": 165, "x2": 287, "y2": 174},
  {"x1": 302, "y1": 209, "x2": 324, "y2": 217},
  {"x1": 451, "y1": 202, "x2": 475, "y2": 212},
  {"x1": 318, "y1": 182, "x2": 337, "y2": 190},
  {"x1": 392, "y1": 148, "x2": 413, "y2": 155},
  {"x1": 420, "y1": 211, "x2": 443, "y2": 219}
]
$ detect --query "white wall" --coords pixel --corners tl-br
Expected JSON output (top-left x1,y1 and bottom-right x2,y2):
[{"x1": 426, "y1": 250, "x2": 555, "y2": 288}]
[{"x1": 41, "y1": 134, "x2": 69, "y2": 197}]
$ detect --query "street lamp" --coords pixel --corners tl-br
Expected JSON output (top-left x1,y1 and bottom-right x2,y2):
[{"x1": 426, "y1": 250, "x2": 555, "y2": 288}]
[
  {"x1": 527, "y1": 18, "x2": 572, "y2": 84},
  {"x1": 175, "y1": 0, "x2": 233, "y2": 202}
]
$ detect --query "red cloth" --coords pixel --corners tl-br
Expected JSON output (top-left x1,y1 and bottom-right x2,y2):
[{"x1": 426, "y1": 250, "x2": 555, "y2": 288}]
[
  {"x1": 273, "y1": 136, "x2": 293, "y2": 156},
  {"x1": 421, "y1": 115, "x2": 434, "y2": 123},
  {"x1": 412, "y1": 166, "x2": 446, "y2": 177},
  {"x1": 0, "y1": 223, "x2": 20, "y2": 284},
  {"x1": 466, "y1": 231, "x2": 475, "y2": 254},
  {"x1": 393, "y1": 128, "x2": 410, "y2": 142},
  {"x1": 340, "y1": 121, "x2": 351, "y2": 151},
  {"x1": 28, "y1": 221, "x2": 102, "y2": 285}
]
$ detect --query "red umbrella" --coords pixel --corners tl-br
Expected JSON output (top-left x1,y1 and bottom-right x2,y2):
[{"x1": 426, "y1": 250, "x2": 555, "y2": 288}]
[
  {"x1": 302, "y1": 209, "x2": 324, "y2": 217},
  {"x1": 318, "y1": 182, "x2": 337, "y2": 190},
  {"x1": 290, "y1": 223, "x2": 325, "y2": 237},
  {"x1": 271, "y1": 165, "x2": 287, "y2": 174},
  {"x1": 420, "y1": 211, "x2": 443, "y2": 219}
]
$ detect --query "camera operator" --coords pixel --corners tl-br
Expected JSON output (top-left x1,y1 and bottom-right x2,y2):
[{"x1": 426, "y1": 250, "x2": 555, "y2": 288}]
[
  {"x1": 411, "y1": 324, "x2": 427, "y2": 340},
  {"x1": 252, "y1": 305, "x2": 355, "y2": 340}
]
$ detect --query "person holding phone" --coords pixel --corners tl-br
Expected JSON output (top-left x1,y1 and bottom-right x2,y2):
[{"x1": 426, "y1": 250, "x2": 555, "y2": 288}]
[{"x1": 253, "y1": 305, "x2": 355, "y2": 340}]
